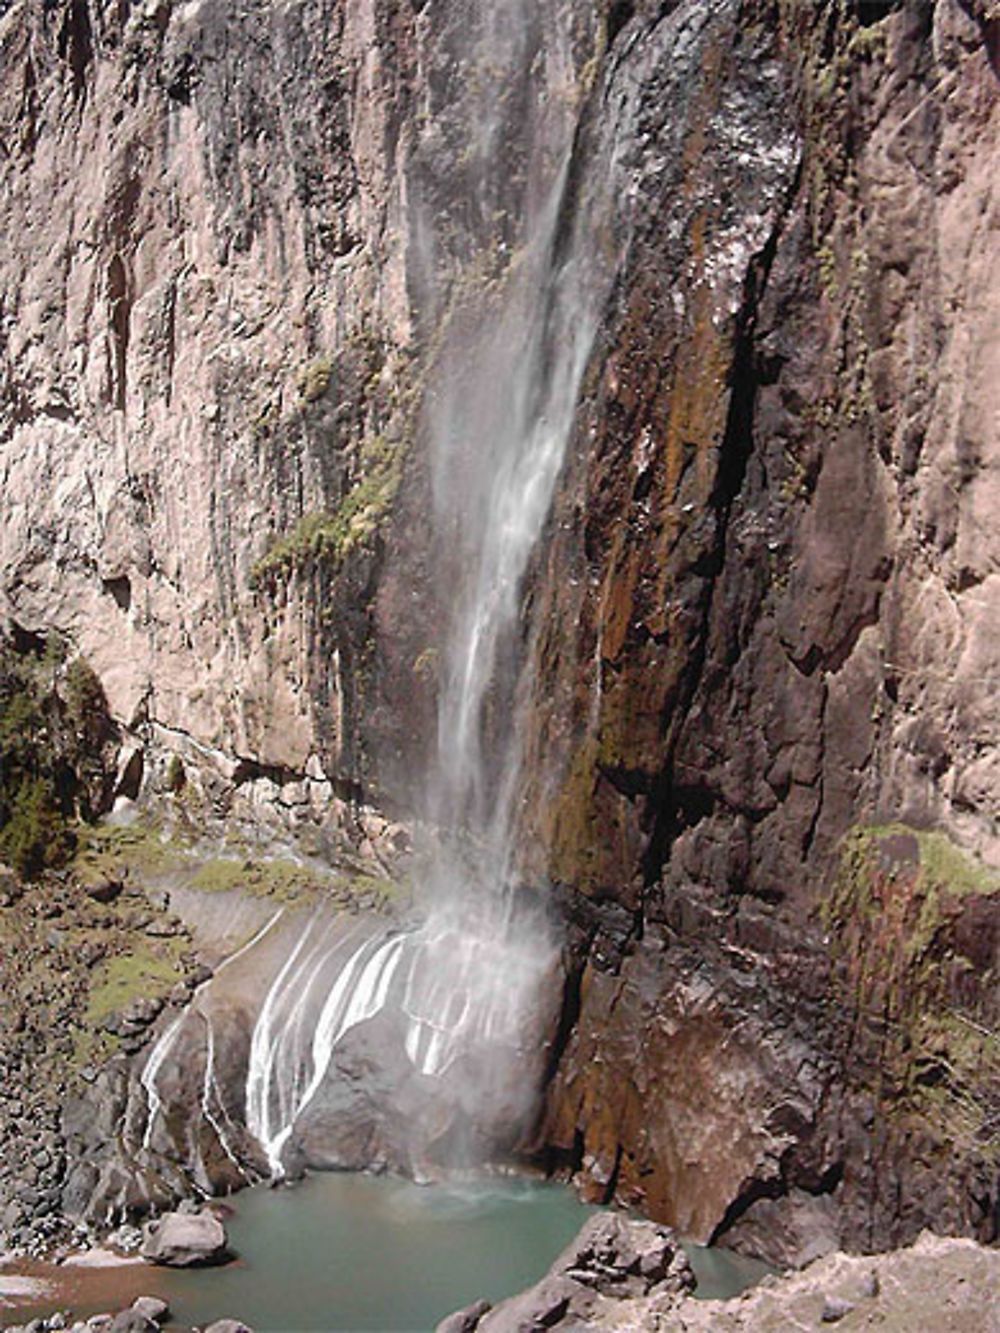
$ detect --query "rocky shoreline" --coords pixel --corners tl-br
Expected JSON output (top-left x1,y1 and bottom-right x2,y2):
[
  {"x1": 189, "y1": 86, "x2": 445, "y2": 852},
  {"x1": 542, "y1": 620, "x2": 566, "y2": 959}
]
[
  {"x1": 1, "y1": 1300, "x2": 252, "y2": 1333},
  {"x1": 7, "y1": 1210, "x2": 1000, "y2": 1333},
  {"x1": 1, "y1": 1209, "x2": 250, "y2": 1333},
  {"x1": 435, "y1": 1217, "x2": 1000, "y2": 1333}
]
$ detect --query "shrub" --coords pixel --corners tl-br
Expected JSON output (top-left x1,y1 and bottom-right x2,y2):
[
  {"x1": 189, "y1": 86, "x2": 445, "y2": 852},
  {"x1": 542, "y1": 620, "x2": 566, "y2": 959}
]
[{"x1": 0, "y1": 776, "x2": 76, "y2": 878}]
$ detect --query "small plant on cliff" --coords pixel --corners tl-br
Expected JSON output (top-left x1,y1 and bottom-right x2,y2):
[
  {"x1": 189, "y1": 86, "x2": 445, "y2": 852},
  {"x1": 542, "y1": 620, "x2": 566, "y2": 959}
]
[
  {"x1": 165, "y1": 753, "x2": 186, "y2": 793},
  {"x1": 296, "y1": 356, "x2": 333, "y2": 404},
  {"x1": 249, "y1": 433, "x2": 404, "y2": 590}
]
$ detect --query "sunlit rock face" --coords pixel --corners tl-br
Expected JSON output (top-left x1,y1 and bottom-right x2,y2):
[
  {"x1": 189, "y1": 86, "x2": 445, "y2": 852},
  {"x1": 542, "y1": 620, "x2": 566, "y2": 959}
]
[
  {"x1": 524, "y1": 0, "x2": 1000, "y2": 1261},
  {"x1": 0, "y1": 0, "x2": 599, "y2": 823},
  {"x1": 7, "y1": 0, "x2": 1000, "y2": 1268}
]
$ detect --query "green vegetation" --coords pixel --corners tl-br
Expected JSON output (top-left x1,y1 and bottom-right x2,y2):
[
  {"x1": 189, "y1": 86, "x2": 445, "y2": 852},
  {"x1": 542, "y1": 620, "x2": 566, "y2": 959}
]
[
  {"x1": 190, "y1": 853, "x2": 401, "y2": 911},
  {"x1": 826, "y1": 823, "x2": 1000, "y2": 1157},
  {"x1": 250, "y1": 434, "x2": 404, "y2": 589},
  {"x1": 0, "y1": 637, "x2": 113, "y2": 878},
  {"x1": 296, "y1": 356, "x2": 333, "y2": 404},
  {"x1": 84, "y1": 937, "x2": 187, "y2": 1027},
  {"x1": 165, "y1": 754, "x2": 186, "y2": 793},
  {"x1": 71, "y1": 812, "x2": 402, "y2": 912},
  {"x1": 72, "y1": 819, "x2": 182, "y2": 887},
  {"x1": 191, "y1": 855, "x2": 319, "y2": 900}
]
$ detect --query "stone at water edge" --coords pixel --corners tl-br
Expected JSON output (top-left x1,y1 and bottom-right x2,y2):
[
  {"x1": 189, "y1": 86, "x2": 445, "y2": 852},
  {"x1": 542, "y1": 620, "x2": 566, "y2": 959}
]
[
  {"x1": 442, "y1": 1213, "x2": 695, "y2": 1333},
  {"x1": 202, "y1": 1321, "x2": 256, "y2": 1333},
  {"x1": 139, "y1": 1212, "x2": 229, "y2": 1267},
  {"x1": 436, "y1": 1299, "x2": 492, "y2": 1333},
  {"x1": 107, "y1": 1312, "x2": 158, "y2": 1333},
  {"x1": 129, "y1": 1298, "x2": 169, "y2": 1325}
]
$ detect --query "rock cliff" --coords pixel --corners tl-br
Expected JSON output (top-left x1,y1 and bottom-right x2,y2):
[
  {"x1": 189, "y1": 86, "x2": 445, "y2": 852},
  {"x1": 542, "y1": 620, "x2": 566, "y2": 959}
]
[{"x1": 3, "y1": 0, "x2": 1000, "y2": 1267}]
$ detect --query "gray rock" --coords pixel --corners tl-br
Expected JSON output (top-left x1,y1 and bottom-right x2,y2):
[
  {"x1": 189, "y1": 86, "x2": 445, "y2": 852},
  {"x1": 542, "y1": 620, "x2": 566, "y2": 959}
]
[
  {"x1": 129, "y1": 1299, "x2": 169, "y2": 1326},
  {"x1": 435, "y1": 1298, "x2": 491, "y2": 1333},
  {"x1": 201, "y1": 1321, "x2": 255, "y2": 1333},
  {"x1": 478, "y1": 1276, "x2": 580, "y2": 1333},
  {"x1": 122, "y1": 997, "x2": 164, "y2": 1028},
  {"x1": 821, "y1": 1296, "x2": 855, "y2": 1323},
  {"x1": 551, "y1": 1213, "x2": 693, "y2": 1297},
  {"x1": 107, "y1": 1313, "x2": 157, "y2": 1333},
  {"x1": 106, "y1": 1224, "x2": 143, "y2": 1253},
  {"x1": 85, "y1": 876, "x2": 122, "y2": 904},
  {"x1": 140, "y1": 1211, "x2": 229, "y2": 1267},
  {"x1": 859, "y1": 1271, "x2": 880, "y2": 1299}
]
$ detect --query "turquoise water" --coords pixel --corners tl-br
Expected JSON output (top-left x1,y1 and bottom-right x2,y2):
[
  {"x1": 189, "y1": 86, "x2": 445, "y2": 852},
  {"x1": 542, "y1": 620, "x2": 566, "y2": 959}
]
[
  {"x1": 162, "y1": 1173, "x2": 596, "y2": 1331},
  {"x1": 159, "y1": 1173, "x2": 772, "y2": 1330},
  {"x1": 2, "y1": 1173, "x2": 772, "y2": 1332}
]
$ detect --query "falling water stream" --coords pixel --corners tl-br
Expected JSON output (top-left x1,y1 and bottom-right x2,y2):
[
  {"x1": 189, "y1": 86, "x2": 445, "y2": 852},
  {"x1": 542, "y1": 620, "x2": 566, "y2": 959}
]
[{"x1": 138, "y1": 0, "x2": 615, "y2": 1184}]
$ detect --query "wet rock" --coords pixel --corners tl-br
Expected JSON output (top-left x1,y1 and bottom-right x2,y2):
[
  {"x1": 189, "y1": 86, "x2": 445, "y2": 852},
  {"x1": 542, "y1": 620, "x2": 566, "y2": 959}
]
[{"x1": 140, "y1": 1211, "x2": 230, "y2": 1267}]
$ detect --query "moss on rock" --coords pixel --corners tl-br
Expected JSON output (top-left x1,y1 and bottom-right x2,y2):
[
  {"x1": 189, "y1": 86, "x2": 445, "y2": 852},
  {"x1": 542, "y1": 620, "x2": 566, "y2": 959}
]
[
  {"x1": 826, "y1": 823, "x2": 1000, "y2": 1159},
  {"x1": 249, "y1": 433, "x2": 404, "y2": 589}
]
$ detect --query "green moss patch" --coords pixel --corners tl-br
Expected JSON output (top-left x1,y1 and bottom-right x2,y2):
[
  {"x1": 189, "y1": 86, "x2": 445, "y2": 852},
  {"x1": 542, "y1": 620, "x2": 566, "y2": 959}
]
[
  {"x1": 84, "y1": 938, "x2": 187, "y2": 1027},
  {"x1": 296, "y1": 356, "x2": 334, "y2": 404},
  {"x1": 189, "y1": 853, "x2": 401, "y2": 912},
  {"x1": 826, "y1": 823, "x2": 1000, "y2": 1158},
  {"x1": 250, "y1": 434, "x2": 403, "y2": 589},
  {"x1": 72, "y1": 820, "x2": 186, "y2": 886}
]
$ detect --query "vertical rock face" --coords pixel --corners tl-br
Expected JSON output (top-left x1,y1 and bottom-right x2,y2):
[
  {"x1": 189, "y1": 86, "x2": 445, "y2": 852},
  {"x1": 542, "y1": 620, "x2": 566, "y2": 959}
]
[
  {"x1": 0, "y1": 0, "x2": 598, "y2": 819},
  {"x1": 5, "y1": 0, "x2": 1000, "y2": 1263},
  {"x1": 1, "y1": 0, "x2": 415, "y2": 804},
  {"x1": 527, "y1": 0, "x2": 1000, "y2": 1261}
]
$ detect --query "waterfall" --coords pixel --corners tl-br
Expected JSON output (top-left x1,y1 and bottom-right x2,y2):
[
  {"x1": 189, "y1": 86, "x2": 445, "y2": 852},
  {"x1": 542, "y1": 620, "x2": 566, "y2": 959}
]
[
  {"x1": 231, "y1": 1, "x2": 610, "y2": 1176},
  {"x1": 142, "y1": 1, "x2": 615, "y2": 1183}
]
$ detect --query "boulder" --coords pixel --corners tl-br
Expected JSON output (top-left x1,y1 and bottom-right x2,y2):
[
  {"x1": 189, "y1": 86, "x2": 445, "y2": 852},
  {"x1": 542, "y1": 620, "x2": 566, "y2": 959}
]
[
  {"x1": 435, "y1": 1299, "x2": 491, "y2": 1333},
  {"x1": 130, "y1": 1298, "x2": 169, "y2": 1325},
  {"x1": 107, "y1": 1313, "x2": 157, "y2": 1333},
  {"x1": 202, "y1": 1321, "x2": 255, "y2": 1333},
  {"x1": 467, "y1": 1214, "x2": 694, "y2": 1333},
  {"x1": 140, "y1": 1211, "x2": 229, "y2": 1267}
]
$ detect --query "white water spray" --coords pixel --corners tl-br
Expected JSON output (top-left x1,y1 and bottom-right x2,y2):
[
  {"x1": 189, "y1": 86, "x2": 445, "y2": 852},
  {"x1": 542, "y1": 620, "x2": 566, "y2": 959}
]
[
  {"x1": 145, "y1": 1, "x2": 616, "y2": 1182},
  {"x1": 232, "y1": 2, "x2": 613, "y2": 1177}
]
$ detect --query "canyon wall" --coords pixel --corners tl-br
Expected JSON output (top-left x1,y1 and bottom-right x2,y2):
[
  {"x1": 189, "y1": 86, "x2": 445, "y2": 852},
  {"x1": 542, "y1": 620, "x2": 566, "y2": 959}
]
[
  {"x1": 3, "y1": 0, "x2": 1000, "y2": 1263},
  {"x1": 528, "y1": 0, "x2": 1000, "y2": 1260}
]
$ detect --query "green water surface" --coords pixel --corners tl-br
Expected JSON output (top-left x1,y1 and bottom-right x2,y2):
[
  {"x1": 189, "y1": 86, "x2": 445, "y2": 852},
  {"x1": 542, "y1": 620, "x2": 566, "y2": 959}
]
[
  {"x1": 163, "y1": 1173, "x2": 595, "y2": 1331},
  {"x1": 3, "y1": 1172, "x2": 772, "y2": 1332}
]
